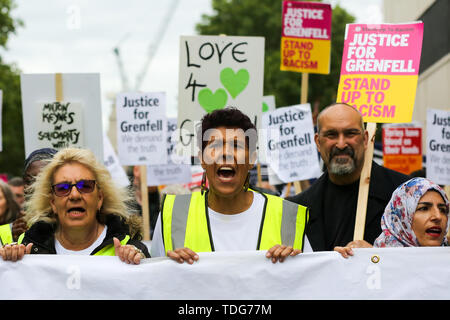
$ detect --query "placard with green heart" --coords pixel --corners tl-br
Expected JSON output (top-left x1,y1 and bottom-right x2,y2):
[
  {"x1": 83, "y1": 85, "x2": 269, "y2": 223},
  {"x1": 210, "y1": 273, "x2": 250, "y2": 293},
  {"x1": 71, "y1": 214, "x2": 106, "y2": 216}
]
[
  {"x1": 198, "y1": 88, "x2": 228, "y2": 113},
  {"x1": 220, "y1": 68, "x2": 250, "y2": 99}
]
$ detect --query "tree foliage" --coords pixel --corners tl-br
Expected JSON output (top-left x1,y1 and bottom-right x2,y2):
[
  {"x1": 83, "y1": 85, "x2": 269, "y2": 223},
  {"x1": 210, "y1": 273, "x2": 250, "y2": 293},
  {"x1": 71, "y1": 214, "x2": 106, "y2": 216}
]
[
  {"x1": 0, "y1": 0, "x2": 24, "y2": 177},
  {"x1": 196, "y1": 0, "x2": 355, "y2": 113}
]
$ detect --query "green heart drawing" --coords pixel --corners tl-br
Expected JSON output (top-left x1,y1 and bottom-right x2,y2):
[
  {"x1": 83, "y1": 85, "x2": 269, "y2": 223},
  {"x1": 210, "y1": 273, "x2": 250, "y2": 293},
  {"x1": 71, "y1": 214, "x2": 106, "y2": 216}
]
[
  {"x1": 262, "y1": 102, "x2": 269, "y2": 112},
  {"x1": 220, "y1": 67, "x2": 250, "y2": 99},
  {"x1": 198, "y1": 88, "x2": 228, "y2": 113}
]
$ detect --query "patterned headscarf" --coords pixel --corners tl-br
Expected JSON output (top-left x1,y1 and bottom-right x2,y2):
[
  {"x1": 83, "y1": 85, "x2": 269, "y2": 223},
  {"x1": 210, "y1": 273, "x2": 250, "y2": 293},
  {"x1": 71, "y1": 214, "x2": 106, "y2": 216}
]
[{"x1": 373, "y1": 177, "x2": 450, "y2": 248}]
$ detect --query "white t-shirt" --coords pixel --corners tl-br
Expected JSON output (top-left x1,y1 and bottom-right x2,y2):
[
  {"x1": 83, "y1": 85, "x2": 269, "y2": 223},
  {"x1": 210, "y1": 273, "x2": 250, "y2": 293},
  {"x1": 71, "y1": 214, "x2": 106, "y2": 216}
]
[
  {"x1": 55, "y1": 225, "x2": 108, "y2": 255},
  {"x1": 151, "y1": 191, "x2": 312, "y2": 257}
]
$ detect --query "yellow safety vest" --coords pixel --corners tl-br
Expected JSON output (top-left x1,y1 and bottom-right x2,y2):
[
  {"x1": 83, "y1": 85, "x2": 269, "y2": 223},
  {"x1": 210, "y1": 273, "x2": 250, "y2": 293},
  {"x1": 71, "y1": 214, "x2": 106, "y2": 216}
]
[
  {"x1": 17, "y1": 232, "x2": 130, "y2": 256},
  {"x1": 161, "y1": 190, "x2": 309, "y2": 255},
  {"x1": 0, "y1": 224, "x2": 13, "y2": 246}
]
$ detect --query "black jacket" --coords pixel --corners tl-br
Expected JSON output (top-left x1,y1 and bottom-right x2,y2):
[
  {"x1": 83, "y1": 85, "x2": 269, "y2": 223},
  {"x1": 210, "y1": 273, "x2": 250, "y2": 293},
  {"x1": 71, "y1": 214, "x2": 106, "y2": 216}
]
[
  {"x1": 21, "y1": 214, "x2": 150, "y2": 257},
  {"x1": 287, "y1": 161, "x2": 409, "y2": 251}
]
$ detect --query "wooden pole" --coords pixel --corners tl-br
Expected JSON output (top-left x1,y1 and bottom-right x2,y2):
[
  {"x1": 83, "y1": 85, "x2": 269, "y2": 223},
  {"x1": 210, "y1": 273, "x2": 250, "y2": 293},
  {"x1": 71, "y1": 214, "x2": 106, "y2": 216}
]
[
  {"x1": 284, "y1": 182, "x2": 292, "y2": 198},
  {"x1": 292, "y1": 72, "x2": 310, "y2": 195},
  {"x1": 140, "y1": 165, "x2": 150, "y2": 241},
  {"x1": 353, "y1": 122, "x2": 377, "y2": 241},
  {"x1": 301, "y1": 73, "x2": 309, "y2": 104},
  {"x1": 256, "y1": 163, "x2": 262, "y2": 187},
  {"x1": 55, "y1": 73, "x2": 63, "y2": 102}
]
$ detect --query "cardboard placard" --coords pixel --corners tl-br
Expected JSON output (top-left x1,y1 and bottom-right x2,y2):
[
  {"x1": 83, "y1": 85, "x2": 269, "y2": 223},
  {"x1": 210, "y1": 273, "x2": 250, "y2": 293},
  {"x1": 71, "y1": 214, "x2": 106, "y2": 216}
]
[
  {"x1": 261, "y1": 103, "x2": 320, "y2": 183},
  {"x1": 20, "y1": 73, "x2": 104, "y2": 161},
  {"x1": 280, "y1": 0, "x2": 332, "y2": 74},
  {"x1": 102, "y1": 133, "x2": 130, "y2": 188},
  {"x1": 147, "y1": 118, "x2": 192, "y2": 186},
  {"x1": 115, "y1": 92, "x2": 167, "y2": 166},
  {"x1": 337, "y1": 22, "x2": 424, "y2": 123},
  {"x1": 426, "y1": 108, "x2": 450, "y2": 185},
  {"x1": 382, "y1": 124, "x2": 422, "y2": 175},
  {"x1": 177, "y1": 35, "x2": 265, "y2": 158}
]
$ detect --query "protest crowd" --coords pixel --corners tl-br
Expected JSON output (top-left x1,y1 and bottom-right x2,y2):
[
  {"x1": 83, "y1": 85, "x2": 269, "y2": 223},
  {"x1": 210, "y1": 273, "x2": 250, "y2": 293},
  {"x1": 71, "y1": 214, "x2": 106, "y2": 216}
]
[{"x1": 0, "y1": 0, "x2": 449, "y2": 301}]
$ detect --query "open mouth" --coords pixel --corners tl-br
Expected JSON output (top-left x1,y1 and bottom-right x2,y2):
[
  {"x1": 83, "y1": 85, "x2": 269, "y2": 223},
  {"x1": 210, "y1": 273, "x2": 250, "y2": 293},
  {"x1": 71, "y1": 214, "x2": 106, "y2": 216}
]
[
  {"x1": 425, "y1": 227, "x2": 442, "y2": 237},
  {"x1": 67, "y1": 207, "x2": 86, "y2": 216},
  {"x1": 216, "y1": 166, "x2": 236, "y2": 181}
]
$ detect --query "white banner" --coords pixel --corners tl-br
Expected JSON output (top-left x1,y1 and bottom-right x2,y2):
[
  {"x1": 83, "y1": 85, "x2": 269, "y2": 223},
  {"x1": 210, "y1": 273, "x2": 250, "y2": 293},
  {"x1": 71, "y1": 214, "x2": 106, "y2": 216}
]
[{"x1": 1, "y1": 248, "x2": 450, "y2": 300}]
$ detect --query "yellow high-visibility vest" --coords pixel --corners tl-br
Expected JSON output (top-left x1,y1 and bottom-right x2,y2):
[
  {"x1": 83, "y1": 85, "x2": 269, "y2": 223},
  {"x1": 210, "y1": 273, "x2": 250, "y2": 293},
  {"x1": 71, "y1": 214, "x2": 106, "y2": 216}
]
[
  {"x1": 0, "y1": 224, "x2": 13, "y2": 246},
  {"x1": 161, "y1": 190, "x2": 309, "y2": 255},
  {"x1": 17, "y1": 232, "x2": 130, "y2": 256}
]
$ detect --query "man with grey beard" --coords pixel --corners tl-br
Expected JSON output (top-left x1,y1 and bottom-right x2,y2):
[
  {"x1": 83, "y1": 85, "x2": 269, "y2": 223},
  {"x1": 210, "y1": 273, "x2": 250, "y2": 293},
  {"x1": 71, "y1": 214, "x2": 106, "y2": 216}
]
[{"x1": 287, "y1": 103, "x2": 408, "y2": 251}]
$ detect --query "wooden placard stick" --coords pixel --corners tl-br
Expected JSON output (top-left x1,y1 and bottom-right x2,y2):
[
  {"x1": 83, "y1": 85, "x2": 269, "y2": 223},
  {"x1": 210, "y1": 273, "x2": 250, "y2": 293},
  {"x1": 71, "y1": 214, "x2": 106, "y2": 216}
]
[
  {"x1": 292, "y1": 72, "x2": 310, "y2": 194},
  {"x1": 353, "y1": 122, "x2": 377, "y2": 241},
  {"x1": 55, "y1": 73, "x2": 63, "y2": 102},
  {"x1": 256, "y1": 162, "x2": 262, "y2": 187},
  {"x1": 140, "y1": 165, "x2": 151, "y2": 241}
]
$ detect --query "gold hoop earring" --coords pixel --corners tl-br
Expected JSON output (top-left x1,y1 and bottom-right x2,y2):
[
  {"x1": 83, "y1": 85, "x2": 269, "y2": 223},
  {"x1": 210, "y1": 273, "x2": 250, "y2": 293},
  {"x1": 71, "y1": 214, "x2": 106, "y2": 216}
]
[{"x1": 243, "y1": 172, "x2": 250, "y2": 192}]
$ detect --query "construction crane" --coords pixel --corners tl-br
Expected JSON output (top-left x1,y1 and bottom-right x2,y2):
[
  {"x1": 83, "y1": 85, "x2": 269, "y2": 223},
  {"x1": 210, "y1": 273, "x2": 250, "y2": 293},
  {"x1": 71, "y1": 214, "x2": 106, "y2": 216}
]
[
  {"x1": 112, "y1": 0, "x2": 180, "y2": 91},
  {"x1": 112, "y1": 32, "x2": 131, "y2": 91}
]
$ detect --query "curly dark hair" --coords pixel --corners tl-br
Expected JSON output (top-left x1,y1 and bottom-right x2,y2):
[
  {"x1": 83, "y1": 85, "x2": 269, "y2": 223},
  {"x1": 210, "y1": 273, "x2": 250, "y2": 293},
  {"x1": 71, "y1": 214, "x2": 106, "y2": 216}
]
[{"x1": 196, "y1": 107, "x2": 258, "y2": 154}]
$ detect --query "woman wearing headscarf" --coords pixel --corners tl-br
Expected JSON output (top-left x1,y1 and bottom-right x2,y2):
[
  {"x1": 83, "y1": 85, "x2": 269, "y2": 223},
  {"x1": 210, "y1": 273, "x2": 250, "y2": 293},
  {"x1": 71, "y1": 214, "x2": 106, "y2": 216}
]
[
  {"x1": 0, "y1": 147, "x2": 149, "y2": 263},
  {"x1": 0, "y1": 181, "x2": 21, "y2": 245},
  {"x1": 151, "y1": 107, "x2": 312, "y2": 264},
  {"x1": 335, "y1": 177, "x2": 449, "y2": 258}
]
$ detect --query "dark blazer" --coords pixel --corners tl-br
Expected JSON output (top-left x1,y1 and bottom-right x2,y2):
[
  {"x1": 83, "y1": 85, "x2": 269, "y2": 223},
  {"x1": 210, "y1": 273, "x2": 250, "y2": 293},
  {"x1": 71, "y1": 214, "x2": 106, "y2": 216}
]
[{"x1": 287, "y1": 161, "x2": 409, "y2": 251}]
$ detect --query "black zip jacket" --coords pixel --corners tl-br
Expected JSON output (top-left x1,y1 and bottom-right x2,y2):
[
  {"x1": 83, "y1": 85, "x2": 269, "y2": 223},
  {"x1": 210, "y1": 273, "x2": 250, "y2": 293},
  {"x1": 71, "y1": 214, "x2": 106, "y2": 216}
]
[{"x1": 20, "y1": 214, "x2": 150, "y2": 257}]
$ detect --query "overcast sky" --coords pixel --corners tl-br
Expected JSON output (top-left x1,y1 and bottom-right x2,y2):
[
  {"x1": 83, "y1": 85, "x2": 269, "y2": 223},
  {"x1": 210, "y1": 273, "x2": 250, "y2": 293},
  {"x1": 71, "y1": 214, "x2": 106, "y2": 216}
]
[{"x1": 1, "y1": 0, "x2": 383, "y2": 132}]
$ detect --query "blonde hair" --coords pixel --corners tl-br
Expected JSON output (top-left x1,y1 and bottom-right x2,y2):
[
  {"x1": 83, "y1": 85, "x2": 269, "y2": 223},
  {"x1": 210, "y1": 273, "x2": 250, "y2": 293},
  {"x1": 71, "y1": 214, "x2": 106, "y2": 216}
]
[{"x1": 24, "y1": 148, "x2": 142, "y2": 239}]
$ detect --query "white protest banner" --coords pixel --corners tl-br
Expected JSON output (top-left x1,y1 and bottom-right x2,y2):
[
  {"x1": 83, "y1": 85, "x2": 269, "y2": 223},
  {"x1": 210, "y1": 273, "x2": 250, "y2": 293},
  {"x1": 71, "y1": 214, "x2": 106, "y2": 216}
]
[
  {"x1": 147, "y1": 118, "x2": 192, "y2": 186},
  {"x1": 177, "y1": 35, "x2": 265, "y2": 158},
  {"x1": 262, "y1": 103, "x2": 320, "y2": 183},
  {"x1": 116, "y1": 92, "x2": 167, "y2": 166},
  {"x1": 1, "y1": 248, "x2": 450, "y2": 300},
  {"x1": 427, "y1": 108, "x2": 450, "y2": 185},
  {"x1": 20, "y1": 73, "x2": 104, "y2": 161},
  {"x1": 103, "y1": 133, "x2": 130, "y2": 188},
  {"x1": 0, "y1": 90, "x2": 2, "y2": 152}
]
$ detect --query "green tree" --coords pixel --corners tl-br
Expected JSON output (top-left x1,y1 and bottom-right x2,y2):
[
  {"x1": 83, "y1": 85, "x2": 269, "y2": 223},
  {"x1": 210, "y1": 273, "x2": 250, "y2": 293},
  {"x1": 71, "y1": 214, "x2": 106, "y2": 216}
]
[
  {"x1": 0, "y1": 0, "x2": 24, "y2": 177},
  {"x1": 196, "y1": 0, "x2": 355, "y2": 114}
]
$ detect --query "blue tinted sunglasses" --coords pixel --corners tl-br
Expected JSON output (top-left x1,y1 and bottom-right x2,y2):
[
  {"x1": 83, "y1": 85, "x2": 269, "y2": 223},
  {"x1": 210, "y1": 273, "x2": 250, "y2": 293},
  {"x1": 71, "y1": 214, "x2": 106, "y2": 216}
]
[{"x1": 51, "y1": 180, "x2": 97, "y2": 197}]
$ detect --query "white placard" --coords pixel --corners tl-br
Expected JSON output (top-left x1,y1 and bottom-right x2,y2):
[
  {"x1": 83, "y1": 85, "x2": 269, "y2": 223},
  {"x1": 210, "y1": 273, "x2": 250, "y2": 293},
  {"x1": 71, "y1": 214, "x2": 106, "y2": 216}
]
[
  {"x1": 147, "y1": 118, "x2": 192, "y2": 186},
  {"x1": 116, "y1": 92, "x2": 167, "y2": 166},
  {"x1": 0, "y1": 90, "x2": 2, "y2": 152},
  {"x1": 35, "y1": 102, "x2": 84, "y2": 149},
  {"x1": 258, "y1": 95, "x2": 276, "y2": 164},
  {"x1": 103, "y1": 133, "x2": 130, "y2": 188},
  {"x1": 426, "y1": 108, "x2": 450, "y2": 185},
  {"x1": 20, "y1": 73, "x2": 104, "y2": 161},
  {"x1": 262, "y1": 103, "x2": 321, "y2": 183},
  {"x1": 177, "y1": 35, "x2": 265, "y2": 158},
  {"x1": 2, "y1": 248, "x2": 450, "y2": 300}
]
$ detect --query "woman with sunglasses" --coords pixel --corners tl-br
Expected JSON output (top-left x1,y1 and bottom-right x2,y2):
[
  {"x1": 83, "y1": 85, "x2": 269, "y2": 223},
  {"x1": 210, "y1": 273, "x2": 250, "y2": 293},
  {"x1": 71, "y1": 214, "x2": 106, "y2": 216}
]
[
  {"x1": 0, "y1": 148, "x2": 149, "y2": 263},
  {"x1": 151, "y1": 107, "x2": 312, "y2": 264}
]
